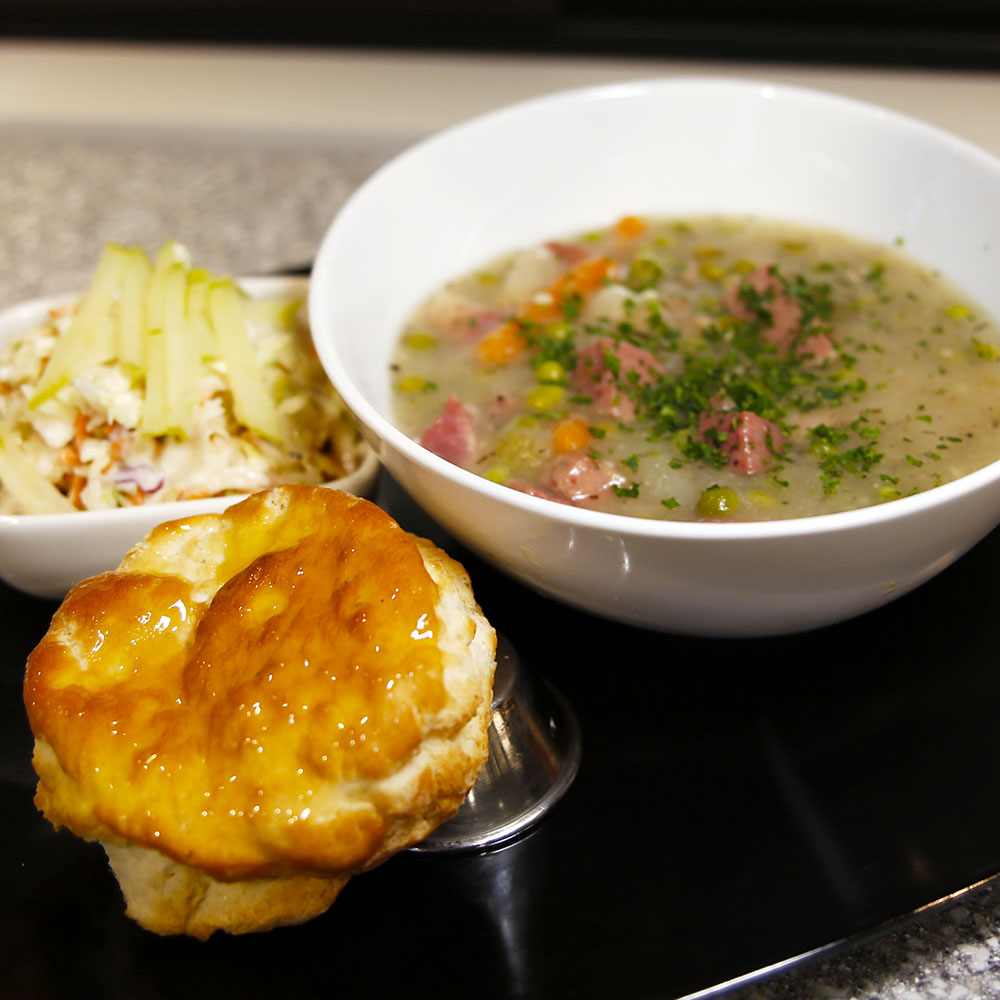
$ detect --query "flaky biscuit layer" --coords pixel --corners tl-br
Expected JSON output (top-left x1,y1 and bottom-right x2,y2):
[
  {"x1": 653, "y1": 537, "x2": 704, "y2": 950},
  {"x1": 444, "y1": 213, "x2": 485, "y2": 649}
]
[{"x1": 25, "y1": 486, "x2": 495, "y2": 937}]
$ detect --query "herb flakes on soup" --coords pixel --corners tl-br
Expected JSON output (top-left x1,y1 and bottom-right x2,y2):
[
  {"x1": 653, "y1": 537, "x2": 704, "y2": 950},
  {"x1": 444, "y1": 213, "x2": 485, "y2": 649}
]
[{"x1": 392, "y1": 215, "x2": 1000, "y2": 522}]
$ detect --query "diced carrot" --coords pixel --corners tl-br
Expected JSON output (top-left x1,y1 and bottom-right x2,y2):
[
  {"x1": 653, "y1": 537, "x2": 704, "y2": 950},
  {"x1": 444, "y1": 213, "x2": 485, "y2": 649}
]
[
  {"x1": 67, "y1": 474, "x2": 87, "y2": 509},
  {"x1": 109, "y1": 432, "x2": 126, "y2": 464},
  {"x1": 72, "y1": 412, "x2": 89, "y2": 451},
  {"x1": 535, "y1": 256, "x2": 616, "y2": 319},
  {"x1": 476, "y1": 321, "x2": 528, "y2": 363},
  {"x1": 615, "y1": 215, "x2": 646, "y2": 240},
  {"x1": 552, "y1": 417, "x2": 591, "y2": 454},
  {"x1": 477, "y1": 256, "x2": 616, "y2": 364},
  {"x1": 58, "y1": 412, "x2": 90, "y2": 466}
]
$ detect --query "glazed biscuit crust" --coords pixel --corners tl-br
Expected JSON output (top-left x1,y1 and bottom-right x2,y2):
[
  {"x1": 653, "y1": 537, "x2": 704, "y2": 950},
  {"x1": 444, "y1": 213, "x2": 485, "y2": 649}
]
[{"x1": 24, "y1": 486, "x2": 495, "y2": 936}]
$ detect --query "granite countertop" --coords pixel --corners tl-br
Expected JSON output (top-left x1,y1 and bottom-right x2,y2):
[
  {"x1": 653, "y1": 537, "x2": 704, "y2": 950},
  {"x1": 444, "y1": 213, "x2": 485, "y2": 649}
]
[
  {"x1": 0, "y1": 126, "x2": 410, "y2": 305},
  {"x1": 3, "y1": 40, "x2": 1000, "y2": 1000}
]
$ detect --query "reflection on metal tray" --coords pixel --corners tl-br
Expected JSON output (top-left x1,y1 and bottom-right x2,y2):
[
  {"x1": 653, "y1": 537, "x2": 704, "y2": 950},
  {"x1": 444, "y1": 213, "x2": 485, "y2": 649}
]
[{"x1": 3, "y1": 470, "x2": 1000, "y2": 999}]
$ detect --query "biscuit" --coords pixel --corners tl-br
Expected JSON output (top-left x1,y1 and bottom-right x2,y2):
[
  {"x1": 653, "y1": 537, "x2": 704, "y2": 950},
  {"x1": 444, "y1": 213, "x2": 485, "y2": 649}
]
[{"x1": 24, "y1": 486, "x2": 496, "y2": 938}]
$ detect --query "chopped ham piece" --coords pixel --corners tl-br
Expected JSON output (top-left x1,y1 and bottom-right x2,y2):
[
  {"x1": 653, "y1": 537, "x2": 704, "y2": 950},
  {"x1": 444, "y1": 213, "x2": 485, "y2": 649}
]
[
  {"x1": 761, "y1": 298, "x2": 804, "y2": 355},
  {"x1": 419, "y1": 396, "x2": 477, "y2": 466},
  {"x1": 723, "y1": 264, "x2": 782, "y2": 319},
  {"x1": 724, "y1": 264, "x2": 834, "y2": 361},
  {"x1": 506, "y1": 480, "x2": 576, "y2": 505},
  {"x1": 698, "y1": 410, "x2": 784, "y2": 475},
  {"x1": 798, "y1": 332, "x2": 836, "y2": 363},
  {"x1": 545, "y1": 240, "x2": 591, "y2": 264},
  {"x1": 542, "y1": 453, "x2": 627, "y2": 502},
  {"x1": 425, "y1": 291, "x2": 506, "y2": 343},
  {"x1": 572, "y1": 337, "x2": 664, "y2": 420}
]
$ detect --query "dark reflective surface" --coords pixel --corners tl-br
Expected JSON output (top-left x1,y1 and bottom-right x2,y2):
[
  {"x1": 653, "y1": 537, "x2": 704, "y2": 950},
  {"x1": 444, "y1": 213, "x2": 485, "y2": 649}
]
[{"x1": 4, "y1": 471, "x2": 1000, "y2": 998}]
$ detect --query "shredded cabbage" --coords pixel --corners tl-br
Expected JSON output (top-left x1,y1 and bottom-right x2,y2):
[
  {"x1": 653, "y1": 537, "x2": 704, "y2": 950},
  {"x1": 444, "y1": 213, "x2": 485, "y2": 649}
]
[{"x1": 0, "y1": 242, "x2": 365, "y2": 514}]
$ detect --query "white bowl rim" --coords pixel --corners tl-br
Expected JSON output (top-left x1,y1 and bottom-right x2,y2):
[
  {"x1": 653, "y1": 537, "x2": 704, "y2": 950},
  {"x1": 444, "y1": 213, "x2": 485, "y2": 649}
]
[{"x1": 311, "y1": 74, "x2": 1000, "y2": 544}]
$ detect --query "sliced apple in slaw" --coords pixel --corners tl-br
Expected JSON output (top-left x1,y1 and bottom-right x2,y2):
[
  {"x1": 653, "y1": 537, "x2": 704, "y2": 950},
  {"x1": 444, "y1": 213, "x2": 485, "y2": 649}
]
[{"x1": 28, "y1": 241, "x2": 300, "y2": 444}]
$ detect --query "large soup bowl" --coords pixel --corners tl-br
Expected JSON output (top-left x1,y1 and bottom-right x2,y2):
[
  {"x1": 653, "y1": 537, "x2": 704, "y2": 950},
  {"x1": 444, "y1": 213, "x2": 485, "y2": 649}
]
[{"x1": 309, "y1": 77, "x2": 1000, "y2": 637}]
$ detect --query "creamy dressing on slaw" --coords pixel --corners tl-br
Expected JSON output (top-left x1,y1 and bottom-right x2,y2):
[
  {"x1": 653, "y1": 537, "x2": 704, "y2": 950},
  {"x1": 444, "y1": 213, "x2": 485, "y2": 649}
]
[{"x1": 0, "y1": 282, "x2": 364, "y2": 514}]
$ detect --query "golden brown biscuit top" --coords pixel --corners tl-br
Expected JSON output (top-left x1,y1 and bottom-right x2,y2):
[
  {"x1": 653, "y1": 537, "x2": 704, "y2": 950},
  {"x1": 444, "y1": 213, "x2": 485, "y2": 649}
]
[{"x1": 25, "y1": 487, "x2": 447, "y2": 879}]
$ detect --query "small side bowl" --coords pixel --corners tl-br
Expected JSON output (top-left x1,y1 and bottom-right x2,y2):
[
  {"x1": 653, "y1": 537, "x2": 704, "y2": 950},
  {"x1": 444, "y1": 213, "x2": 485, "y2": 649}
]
[
  {"x1": 0, "y1": 275, "x2": 379, "y2": 599},
  {"x1": 309, "y1": 77, "x2": 1000, "y2": 637}
]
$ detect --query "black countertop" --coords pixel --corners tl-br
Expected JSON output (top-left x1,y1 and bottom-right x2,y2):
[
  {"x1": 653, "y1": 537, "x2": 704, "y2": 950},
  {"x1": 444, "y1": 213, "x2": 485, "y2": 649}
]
[{"x1": 5, "y1": 471, "x2": 1000, "y2": 999}]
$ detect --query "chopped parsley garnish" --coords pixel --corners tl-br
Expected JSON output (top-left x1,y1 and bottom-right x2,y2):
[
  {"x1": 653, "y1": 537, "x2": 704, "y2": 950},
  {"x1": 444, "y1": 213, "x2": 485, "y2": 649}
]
[
  {"x1": 540, "y1": 261, "x2": 893, "y2": 502},
  {"x1": 783, "y1": 272, "x2": 835, "y2": 329},
  {"x1": 972, "y1": 338, "x2": 1000, "y2": 361},
  {"x1": 525, "y1": 325, "x2": 577, "y2": 372},
  {"x1": 405, "y1": 223, "x2": 995, "y2": 520},
  {"x1": 808, "y1": 422, "x2": 884, "y2": 494},
  {"x1": 612, "y1": 482, "x2": 640, "y2": 498}
]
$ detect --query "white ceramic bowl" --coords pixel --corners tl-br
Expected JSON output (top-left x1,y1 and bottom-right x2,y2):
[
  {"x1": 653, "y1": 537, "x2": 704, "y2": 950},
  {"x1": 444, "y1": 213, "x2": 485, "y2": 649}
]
[
  {"x1": 309, "y1": 77, "x2": 1000, "y2": 637},
  {"x1": 0, "y1": 275, "x2": 379, "y2": 600}
]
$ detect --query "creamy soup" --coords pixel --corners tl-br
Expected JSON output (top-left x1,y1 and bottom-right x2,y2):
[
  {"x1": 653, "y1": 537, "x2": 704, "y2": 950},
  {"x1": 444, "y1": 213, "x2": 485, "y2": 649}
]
[{"x1": 391, "y1": 215, "x2": 1000, "y2": 521}]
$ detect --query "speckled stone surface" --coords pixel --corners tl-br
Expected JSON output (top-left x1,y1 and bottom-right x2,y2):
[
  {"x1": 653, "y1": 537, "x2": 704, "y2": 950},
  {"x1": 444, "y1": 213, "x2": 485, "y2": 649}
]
[
  {"x1": 0, "y1": 125, "x2": 411, "y2": 305},
  {"x1": 730, "y1": 883, "x2": 1000, "y2": 1000},
  {"x1": 4, "y1": 124, "x2": 1000, "y2": 1000}
]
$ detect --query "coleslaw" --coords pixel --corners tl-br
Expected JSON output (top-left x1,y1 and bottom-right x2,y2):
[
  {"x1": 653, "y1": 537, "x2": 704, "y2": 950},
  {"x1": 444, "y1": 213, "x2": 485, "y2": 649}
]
[{"x1": 0, "y1": 242, "x2": 366, "y2": 514}]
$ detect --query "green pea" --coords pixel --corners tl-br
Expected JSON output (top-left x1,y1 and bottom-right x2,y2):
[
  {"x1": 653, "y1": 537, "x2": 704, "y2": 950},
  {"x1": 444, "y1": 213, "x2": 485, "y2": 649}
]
[
  {"x1": 671, "y1": 428, "x2": 692, "y2": 451},
  {"x1": 972, "y1": 338, "x2": 999, "y2": 361},
  {"x1": 397, "y1": 375, "x2": 427, "y2": 392},
  {"x1": 535, "y1": 360, "x2": 566, "y2": 385},
  {"x1": 698, "y1": 260, "x2": 727, "y2": 282},
  {"x1": 484, "y1": 466, "x2": 509, "y2": 484},
  {"x1": 545, "y1": 320, "x2": 572, "y2": 341},
  {"x1": 406, "y1": 332, "x2": 437, "y2": 350},
  {"x1": 627, "y1": 256, "x2": 663, "y2": 291},
  {"x1": 696, "y1": 485, "x2": 740, "y2": 518},
  {"x1": 526, "y1": 385, "x2": 565, "y2": 410}
]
